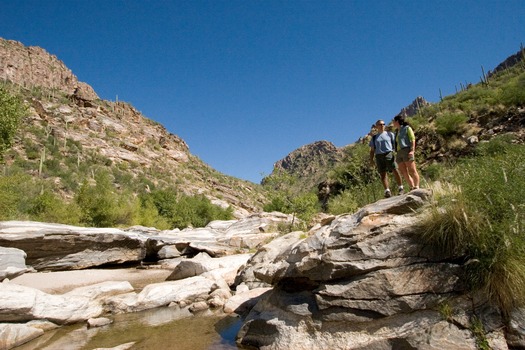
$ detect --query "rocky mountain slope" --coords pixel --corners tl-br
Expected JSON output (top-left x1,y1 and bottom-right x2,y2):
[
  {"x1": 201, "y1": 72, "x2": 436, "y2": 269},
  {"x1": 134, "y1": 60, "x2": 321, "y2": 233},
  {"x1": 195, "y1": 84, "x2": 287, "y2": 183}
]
[
  {"x1": 269, "y1": 140, "x2": 344, "y2": 193},
  {"x1": 0, "y1": 38, "x2": 267, "y2": 216},
  {"x1": 266, "y1": 96, "x2": 432, "y2": 193},
  {"x1": 269, "y1": 47, "x2": 525, "y2": 195}
]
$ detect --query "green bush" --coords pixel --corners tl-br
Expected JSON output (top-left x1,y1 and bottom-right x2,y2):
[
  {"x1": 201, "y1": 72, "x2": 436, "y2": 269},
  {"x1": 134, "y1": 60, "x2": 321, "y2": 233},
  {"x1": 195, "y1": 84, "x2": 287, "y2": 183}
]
[
  {"x1": 171, "y1": 194, "x2": 234, "y2": 229},
  {"x1": 422, "y1": 163, "x2": 444, "y2": 181},
  {"x1": 435, "y1": 113, "x2": 468, "y2": 137},
  {"x1": 499, "y1": 72, "x2": 525, "y2": 106},
  {"x1": 143, "y1": 189, "x2": 233, "y2": 229},
  {"x1": 0, "y1": 87, "x2": 27, "y2": 160},
  {"x1": 0, "y1": 173, "x2": 32, "y2": 220},
  {"x1": 327, "y1": 190, "x2": 359, "y2": 215},
  {"x1": 28, "y1": 190, "x2": 81, "y2": 224},
  {"x1": 474, "y1": 134, "x2": 514, "y2": 157},
  {"x1": 136, "y1": 196, "x2": 171, "y2": 230},
  {"x1": 75, "y1": 171, "x2": 124, "y2": 227}
]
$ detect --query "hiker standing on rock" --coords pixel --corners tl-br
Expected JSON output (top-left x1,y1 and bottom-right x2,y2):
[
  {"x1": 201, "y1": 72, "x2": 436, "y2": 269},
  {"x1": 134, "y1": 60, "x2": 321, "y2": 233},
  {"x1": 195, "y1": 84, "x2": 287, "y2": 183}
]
[
  {"x1": 393, "y1": 114, "x2": 420, "y2": 190},
  {"x1": 369, "y1": 119, "x2": 404, "y2": 198}
]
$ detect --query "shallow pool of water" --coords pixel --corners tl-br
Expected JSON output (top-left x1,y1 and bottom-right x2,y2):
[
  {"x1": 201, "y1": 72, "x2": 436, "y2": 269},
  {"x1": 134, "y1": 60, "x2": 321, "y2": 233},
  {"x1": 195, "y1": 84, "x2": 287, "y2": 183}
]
[{"x1": 16, "y1": 307, "x2": 244, "y2": 350}]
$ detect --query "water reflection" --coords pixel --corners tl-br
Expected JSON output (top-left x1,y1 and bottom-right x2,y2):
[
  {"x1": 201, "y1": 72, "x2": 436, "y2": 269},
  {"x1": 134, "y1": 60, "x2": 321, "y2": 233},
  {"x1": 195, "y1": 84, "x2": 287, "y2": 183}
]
[{"x1": 16, "y1": 307, "x2": 243, "y2": 350}]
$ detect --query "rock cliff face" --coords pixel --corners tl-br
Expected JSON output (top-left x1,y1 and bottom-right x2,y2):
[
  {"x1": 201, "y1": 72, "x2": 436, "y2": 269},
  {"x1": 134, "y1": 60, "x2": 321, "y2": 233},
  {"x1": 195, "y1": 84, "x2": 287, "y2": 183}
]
[
  {"x1": 488, "y1": 47, "x2": 525, "y2": 78},
  {"x1": 267, "y1": 140, "x2": 344, "y2": 193},
  {"x1": 0, "y1": 38, "x2": 267, "y2": 215},
  {"x1": 0, "y1": 39, "x2": 98, "y2": 100},
  {"x1": 235, "y1": 190, "x2": 510, "y2": 349},
  {"x1": 398, "y1": 96, "x2": 432, "y2": 117}
]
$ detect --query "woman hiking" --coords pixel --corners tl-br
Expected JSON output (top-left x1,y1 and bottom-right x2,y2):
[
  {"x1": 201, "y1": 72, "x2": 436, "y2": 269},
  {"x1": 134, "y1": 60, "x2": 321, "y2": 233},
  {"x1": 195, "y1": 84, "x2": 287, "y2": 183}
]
[{"x1": 392, "y1": 114, "x2": 420, "y2": 190}]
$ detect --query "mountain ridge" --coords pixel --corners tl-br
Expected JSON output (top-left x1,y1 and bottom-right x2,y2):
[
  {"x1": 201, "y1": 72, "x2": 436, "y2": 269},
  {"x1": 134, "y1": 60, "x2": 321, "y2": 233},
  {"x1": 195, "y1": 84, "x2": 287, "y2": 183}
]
[
  {"x1": 0, "y1": 37, "x2": 267, "y2": 217},
  {"x1": 269, "y1": 47, "x2": 525, "y2": 195}
]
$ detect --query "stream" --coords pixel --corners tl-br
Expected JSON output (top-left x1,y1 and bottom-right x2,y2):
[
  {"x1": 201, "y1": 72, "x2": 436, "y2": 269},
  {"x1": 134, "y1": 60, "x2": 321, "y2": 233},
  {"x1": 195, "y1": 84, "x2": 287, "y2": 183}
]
[{"x1": 15, "y1": 306, "x2": 243, "y2": 350}]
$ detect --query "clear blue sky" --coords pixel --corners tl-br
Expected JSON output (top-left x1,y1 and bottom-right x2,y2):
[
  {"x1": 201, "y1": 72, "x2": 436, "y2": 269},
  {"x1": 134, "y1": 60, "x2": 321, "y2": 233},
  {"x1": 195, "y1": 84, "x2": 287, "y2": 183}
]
[{"x1": 1, "y1": 1, "x2": 524, "y2": 183}]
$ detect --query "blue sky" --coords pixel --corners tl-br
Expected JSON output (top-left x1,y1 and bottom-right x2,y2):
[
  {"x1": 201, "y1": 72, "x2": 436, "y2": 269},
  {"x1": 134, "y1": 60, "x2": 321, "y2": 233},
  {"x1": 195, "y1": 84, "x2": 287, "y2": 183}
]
[{"x1": 1, "y1": 1, "x2": 524, "y2": 183}]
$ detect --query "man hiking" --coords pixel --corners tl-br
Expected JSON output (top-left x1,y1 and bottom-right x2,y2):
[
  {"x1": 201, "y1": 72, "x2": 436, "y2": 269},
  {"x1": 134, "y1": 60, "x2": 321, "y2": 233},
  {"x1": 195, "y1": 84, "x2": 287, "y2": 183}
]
[{"x1": 369, "y1": 119, "x2": 404, "y2": 198}]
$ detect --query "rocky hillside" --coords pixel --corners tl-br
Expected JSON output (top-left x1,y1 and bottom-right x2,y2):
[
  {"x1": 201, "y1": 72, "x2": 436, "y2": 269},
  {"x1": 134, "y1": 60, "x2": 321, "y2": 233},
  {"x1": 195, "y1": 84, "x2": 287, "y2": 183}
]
[
  {"x1": 0, "y1": 38, "x2": 267, "y2": 216},
  {"x1": 269, "y1": 48, "x2": 525, "y2": 195},
  {"x1": 398, "y1": 96, "x2": 432, "y2": 117},
  {"x1": 267, "y1": 97, "x2": 432, "y2": 193},
  {"x1": 267, "y1": 140, "x2": 344, "y2": 193}
]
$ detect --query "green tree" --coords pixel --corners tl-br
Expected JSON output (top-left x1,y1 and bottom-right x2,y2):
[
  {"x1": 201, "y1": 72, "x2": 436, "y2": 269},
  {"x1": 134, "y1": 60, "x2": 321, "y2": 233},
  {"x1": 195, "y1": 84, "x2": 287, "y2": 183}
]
[
  {"x1": 28, "y1": 190, "x2": 82, "y2": 225},
  {"x1": 263, "y1": 172, "x2": 318, "y2": 228},
  {"x1": 142, "y1": 189, "x2": 233, "y2": 229},
  {"x1": 75, "y1": 170, "x2": 121, "y2": 227},
  {"x1": 171, "y1": 194, "x2": 233, "y2": 229},
  {"x1": 0, "y1": 87, "x2": 26, "y2": 161}
]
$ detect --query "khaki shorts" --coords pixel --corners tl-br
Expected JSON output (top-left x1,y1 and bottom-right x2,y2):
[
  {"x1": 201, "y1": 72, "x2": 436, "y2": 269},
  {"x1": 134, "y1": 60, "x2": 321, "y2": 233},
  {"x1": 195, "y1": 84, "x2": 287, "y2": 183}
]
[
  {"x1": 375, "y1": 152, "x2": 397, "y2": 173},
  {"x1": 396, "y1": 148, "x2": 415, "y2": 163}
]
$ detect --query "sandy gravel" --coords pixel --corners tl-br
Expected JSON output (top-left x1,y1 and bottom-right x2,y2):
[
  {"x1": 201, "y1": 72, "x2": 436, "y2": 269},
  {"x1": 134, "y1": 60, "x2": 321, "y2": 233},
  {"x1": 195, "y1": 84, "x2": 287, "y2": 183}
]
[{"x1": 10, "y1": 268, "x2": 173, "y2": 294}]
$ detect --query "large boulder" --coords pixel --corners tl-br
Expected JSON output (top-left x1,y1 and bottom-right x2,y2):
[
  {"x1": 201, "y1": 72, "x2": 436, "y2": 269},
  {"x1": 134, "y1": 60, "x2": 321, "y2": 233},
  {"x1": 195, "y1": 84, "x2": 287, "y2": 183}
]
[
  {"x1": 235, "y1": 189, "x2": 507, "y2": 349},
  {"x1": 0, "y1": 281, "x2": 133, "y2": 324},
  {"x1": 0, "y1": 247, "x2": 32, "y2": 281},
  {"x1": 0, "y1": 221, "x2": 147, "y2": 271},
  {"x1": 0, "y1": 323, "x2": 44, "y2": 350},
  {"x1": 165, "y1": 253, "x2": 251, "y2": 282},
  {"x1": 105, "y1": 275, "x2": 217, "y2": 313}
]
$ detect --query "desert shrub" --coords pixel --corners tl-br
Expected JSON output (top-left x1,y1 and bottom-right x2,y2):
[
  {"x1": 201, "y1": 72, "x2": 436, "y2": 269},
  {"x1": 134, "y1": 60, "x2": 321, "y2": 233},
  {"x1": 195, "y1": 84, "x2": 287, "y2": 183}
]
[
  {"x1": 0, "y1": 173, "x2": 33, "y2": 220},
  {"x1": 263, "y1": 171, "x2": 319, "y2": 224},
  {"x1": 419, "y1": 139, "x2": 525, "y2": 314},
  {"x1": 263, "y1": 195, "x2": 287, "y2": 213},
  {"x1": 330, "y1": 144, "x2": 374, "y2": 189},
  {"x1": 499, "y1": 72, "x2": 525, "y2": 106},
  {"x1": 147, "y1": 188, "x2": 178, "y2": 219},
  {"x1": 0, "y1": 87, "x2": 27, "y2": 160},
  {"x1": 136, "y1": 196, "x2": 171, "y2": 230},
  {"x1": 143, "y1": 189, "x2": 233, "y2": 229},
  {"x1": 408, "y1": 113, "x2": 427, "y2": 130},
  {"x1": 43, "y1": 158, "x2": 62, "y2": 175},
  {"x1": 27, "y1": 190, "x2": 81, "y2": 225},
  {"x1": 422, "y1": 163, "x2": 443, "y2": 181},
  {"x1": 171, "y1": 194, "x2": 234, "y2": 229},
  {"x1": 289, "y1": 192, "x2": 319, "y2": 222},
  {"x1": 434, "y1": 112, "x2": 468, "y2": 137},
  {"x1": 75, "y1": 170, "x2": 124, "y2": 227},
  {"x1": 459, "y1": 85, "x2": 499, "y2": 107},
  {"x1": 327, "y1": 190, "x2": 359, "y2": 215}
]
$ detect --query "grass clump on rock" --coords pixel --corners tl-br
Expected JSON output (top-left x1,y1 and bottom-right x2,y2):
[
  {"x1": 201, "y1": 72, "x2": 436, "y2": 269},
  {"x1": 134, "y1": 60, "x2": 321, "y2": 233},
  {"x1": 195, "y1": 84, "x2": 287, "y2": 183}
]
[{"x1": 419, "y1": 136, "x2": 525, "y2": 314}]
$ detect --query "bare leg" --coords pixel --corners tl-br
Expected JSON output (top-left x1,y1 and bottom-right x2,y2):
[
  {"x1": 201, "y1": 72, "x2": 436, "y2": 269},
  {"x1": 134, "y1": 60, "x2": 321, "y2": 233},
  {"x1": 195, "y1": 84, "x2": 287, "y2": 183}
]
[
  {"x1": 380, "y1": 172, "x2": 389, "y2": 190},
  {"x1": 392, "y1": 168, "x2": 403, "y2": 187},
  {"x1": 398, "y1": 162, "x2": 415, "y2": 188},
  {"x1": 407, "y1": 161, "x2": 420, "y2": 188}
]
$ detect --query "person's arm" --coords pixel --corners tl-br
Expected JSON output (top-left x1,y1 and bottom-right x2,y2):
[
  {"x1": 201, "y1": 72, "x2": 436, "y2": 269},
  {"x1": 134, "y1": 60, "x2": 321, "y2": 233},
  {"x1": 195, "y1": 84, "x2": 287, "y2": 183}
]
[
  {"x1": 408, "y1": 127, "x2": 416, "y2": 155},
  {"x1": 369, "y1": 147, "x2": 375, "y2": 165}
]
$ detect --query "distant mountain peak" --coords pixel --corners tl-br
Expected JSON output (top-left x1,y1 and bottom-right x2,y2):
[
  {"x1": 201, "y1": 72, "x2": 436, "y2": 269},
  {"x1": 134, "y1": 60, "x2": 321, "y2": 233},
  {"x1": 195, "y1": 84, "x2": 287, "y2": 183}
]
[
  {"x1": 267, "y1": 140, "x2": 343, "y2": 192},
  {"x1": 398, "y1": 96, "x2": 432, "y2": 117},
  {"x1": 0, "y1": 38, "x2": 98, "y2": 101}
]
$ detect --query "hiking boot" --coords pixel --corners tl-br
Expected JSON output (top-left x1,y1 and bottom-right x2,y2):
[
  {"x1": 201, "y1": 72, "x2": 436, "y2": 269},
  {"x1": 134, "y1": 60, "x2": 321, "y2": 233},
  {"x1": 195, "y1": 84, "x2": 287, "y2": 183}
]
[
  {"x1": 398, "y1": 187, "x2": 404, "y2": 195},
  {"x1": 384, "y1": 189, "x2": 392, "y2": 198}
]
